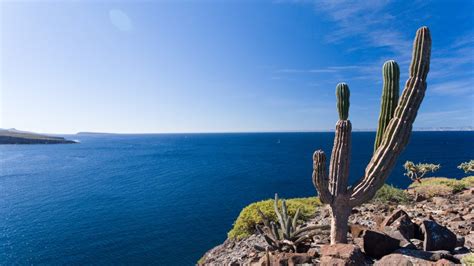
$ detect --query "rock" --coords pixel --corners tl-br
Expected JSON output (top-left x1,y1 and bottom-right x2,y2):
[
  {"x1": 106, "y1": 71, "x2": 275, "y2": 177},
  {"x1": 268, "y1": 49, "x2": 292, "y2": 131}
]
[
  {"x1": 381, "y1": 209, "x2": 408, "y2": 228},
  {"x1": 307, "y1": 247, "x2": 319, "y2": 258},
  {"x1": 270, "y1": 253, "x2": 313, "y2": 266},
  {"x1": 360, "y1": 230, "x2": 400, "y2": 259},
  {"x1": 456, "y1": 235, "x2": 465, "y2": 247},
  {"x1": 320, "y1": 244, "x2": 365, "y2": 266},
  {"x1": 453, "y1": 246, "x2": 470, "y2": 255},
  {"x1": 375, "y1": 253, "x2": 431, "y2": 265},
  {"x1": 465, "y1": 233, "x2": 474, "y2": 249},
  {"x1": 413, "y1": 222, "x2": 424, "y2": 240},
  {"x1": 453, "y1": 247, "x2": 472, "y2": 262},
  {"x1": 421, "y1": 220, "x2": 457, "y2": 251},
  {"x1": 450, "y1": 215, "x2": 463, "y2": 222},
  {"x1": 463, "y1": 213, "x2": 474, "y2": 221},
  {"x1": 393, "y1": 249, "x2": 460, "y2": 264},
  {"x1": 381, "y1": 209, "x2": 415, "y2": 242},
  {"x1": 431, "y1": 197, "x2": 449, "y2": 206},
  {"x1": 384, "y1": 228, "x2": 413, "y2": 248},
  {"x1": 434, "y1": 258, "x2": 455, "y2": 265},
  {"x1": 349, "y1": 224, "x2": 367, "y2": 239},
  {"x1": 410, "y1": 238, "x2": 424, "y2": 249}
]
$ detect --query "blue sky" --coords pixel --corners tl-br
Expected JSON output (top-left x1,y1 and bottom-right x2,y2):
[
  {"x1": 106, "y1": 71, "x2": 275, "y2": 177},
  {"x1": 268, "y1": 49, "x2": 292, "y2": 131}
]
[{"x1": 1, "y1": 0, "x2": 473, "y2": 133}]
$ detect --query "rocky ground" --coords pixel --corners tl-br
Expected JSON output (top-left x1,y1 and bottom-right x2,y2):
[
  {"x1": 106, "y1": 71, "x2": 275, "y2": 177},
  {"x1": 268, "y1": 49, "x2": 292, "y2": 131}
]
[{"x1": 200, "y1": 186, "x2": 474, "y2": 265}]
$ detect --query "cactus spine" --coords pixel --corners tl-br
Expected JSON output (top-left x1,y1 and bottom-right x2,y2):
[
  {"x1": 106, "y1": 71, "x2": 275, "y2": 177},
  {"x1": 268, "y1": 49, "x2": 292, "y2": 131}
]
[
  {"x1": 374, "y1": 60, "x2": 400, "y2": 152},
  {"x1": 336, "y1": 83, "x2": 350, "y2": 120},
  {"x1": 312, "y1": 26, "x2": 431, "y2": 244}
]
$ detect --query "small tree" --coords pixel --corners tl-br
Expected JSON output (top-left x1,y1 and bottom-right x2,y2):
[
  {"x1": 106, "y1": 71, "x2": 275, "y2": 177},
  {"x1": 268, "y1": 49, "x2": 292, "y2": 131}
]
[
  {"x1": 458, "y1": 160, "x2": 474, "y2": 174},
  {"x1": 404, "y1": 161, "x2": 440, "y2": 183}
]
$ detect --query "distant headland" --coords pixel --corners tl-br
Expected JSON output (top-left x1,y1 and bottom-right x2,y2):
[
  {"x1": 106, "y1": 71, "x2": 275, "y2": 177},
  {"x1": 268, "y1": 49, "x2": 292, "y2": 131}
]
[{"x1": 0, "y1": 129, "x2": 77, "y2": 144}]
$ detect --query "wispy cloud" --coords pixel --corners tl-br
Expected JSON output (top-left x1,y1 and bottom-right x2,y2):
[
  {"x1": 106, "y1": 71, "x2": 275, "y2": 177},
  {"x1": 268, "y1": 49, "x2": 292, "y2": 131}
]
[
  {"x1": 276, "y1": 65, "x2": 359, "y2": 74},
  {"x1": 275, "y1": 64, "x2": 381, "y2": 82},
  {"x1": 417, "y1": 109, "x2": 474, "y2": 125},
  {"x1": 430, "y1": 80, "x2": 474, "y2": 96},
  {"x1": 313, "y1": 0, "x2": 414, "y2": 59}
]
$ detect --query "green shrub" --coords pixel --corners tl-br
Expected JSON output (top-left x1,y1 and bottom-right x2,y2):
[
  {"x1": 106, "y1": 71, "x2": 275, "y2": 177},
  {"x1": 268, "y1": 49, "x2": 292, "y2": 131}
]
[
  {"x1": 461, "y1": 176, "x2": 474, "y2": 186},
  {"x1": 372, "y1": 184, "x2": 410, "y2": 204},
  {"x1": 227, "y1": 196, "x2": 321, "y2": 240},
  {"x1": 461, "y1": 253, "x2": 474, "y2": 265}
]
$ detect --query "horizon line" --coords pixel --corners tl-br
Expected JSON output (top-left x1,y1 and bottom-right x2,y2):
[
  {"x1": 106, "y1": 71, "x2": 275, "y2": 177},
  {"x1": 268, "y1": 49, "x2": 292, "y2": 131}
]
[{"x1": 67, "y1": 128, "x2": 474, "y2": 135}]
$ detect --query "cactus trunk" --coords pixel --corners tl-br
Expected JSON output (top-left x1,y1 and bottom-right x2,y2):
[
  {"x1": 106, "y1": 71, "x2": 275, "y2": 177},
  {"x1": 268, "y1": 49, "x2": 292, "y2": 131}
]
[
  {"x1": 330, "y1": 205, "x2": 351, "y2": 244},
  {"x1": 312, "y1": 26, "x2": 431, "y2": 244}
]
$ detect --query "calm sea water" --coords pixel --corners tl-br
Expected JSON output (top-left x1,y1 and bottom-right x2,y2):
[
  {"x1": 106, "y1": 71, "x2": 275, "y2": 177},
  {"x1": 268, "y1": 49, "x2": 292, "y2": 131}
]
[{"x1": 1, "y1": 132, "x2": 473, "y2": 265}]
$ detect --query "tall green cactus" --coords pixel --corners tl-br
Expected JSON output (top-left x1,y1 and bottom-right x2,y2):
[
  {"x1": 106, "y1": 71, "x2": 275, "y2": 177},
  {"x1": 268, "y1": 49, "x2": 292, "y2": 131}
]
[
  {"x1": 374, "y1": 60, "x2": 400, "y2": 152},
  {"x1": 312, "y1": 26, "x2": 431, "y2": 244},
  {"x1": 336, "y1": 83, "x2": 350, "y2": 120}
]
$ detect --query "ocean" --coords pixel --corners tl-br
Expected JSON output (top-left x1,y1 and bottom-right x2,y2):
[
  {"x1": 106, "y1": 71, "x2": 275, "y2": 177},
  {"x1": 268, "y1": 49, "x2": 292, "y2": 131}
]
[{"x1": 1, "y1": 132, "x2": 473, "y2": 265}]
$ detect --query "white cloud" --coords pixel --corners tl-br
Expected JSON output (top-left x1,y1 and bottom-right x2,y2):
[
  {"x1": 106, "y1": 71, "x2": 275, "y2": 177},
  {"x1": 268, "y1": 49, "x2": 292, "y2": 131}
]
[
  {"x1": 430, "y1": 80, "x2": 474, "y2": 96},
  {"x1": 109, "y1": 9, "x2": 133, "y2": 32}
]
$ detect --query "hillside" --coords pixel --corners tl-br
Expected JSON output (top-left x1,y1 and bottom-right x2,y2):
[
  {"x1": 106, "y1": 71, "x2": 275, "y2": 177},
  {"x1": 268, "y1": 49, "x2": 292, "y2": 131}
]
[{"x1": 0, "y1": 129, "x2": 76, "y2": 144}]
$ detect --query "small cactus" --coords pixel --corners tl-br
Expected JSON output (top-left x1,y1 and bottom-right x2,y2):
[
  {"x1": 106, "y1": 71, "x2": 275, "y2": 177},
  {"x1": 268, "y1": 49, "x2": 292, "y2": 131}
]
[{"x1": 374, "y1": 60, "x2": 400, "y2": 152}]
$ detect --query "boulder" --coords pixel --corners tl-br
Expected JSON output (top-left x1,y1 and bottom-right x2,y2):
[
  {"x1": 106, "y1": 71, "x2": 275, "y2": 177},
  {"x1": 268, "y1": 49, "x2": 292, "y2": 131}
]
[
  {"x1": 349, "y1": 224, "x2": 367, "y2": 239},
  {"x1": 381, "y1": 209, "x2": 409, "y2": 228},
  {"x1": 375, "y1": 248, "x2": 461, "y2": 265},
  {"x1": 384, "y1": 228, "x2": 414, "y2": 248},
  {"x1": 360, "y1": 230, "x2": 400, "y2": 259},
  {"x1": 395, "y1": 249, "x2": 460, "y2": 264},
  {"x1": 307, "y1": 247, "x2": 320, "y2": 258},
  {"x1": 456, "y1": 235, "x2": 465, "y2": 247},
  {"x1": 434, "y1": 258, "x2": 455, "y2": 265},
  {"x1": 465, "y1": 233, "x2": 474, "y2": 249},
  {"x1": 381, "y1": 209, "x2": 415, "y2": 245},
  {"x1": 421, "y1": 220, "x2": 457, "y2": 251},
  {"x1": 375, "y1": 253, "x2": 431, "y2": 265},
  {"x1": 320, "y1": 244, "x2": 366, "y2": 266},
  {"x1": 410, "y1": 238, "x2": 424, "y2": 249}
]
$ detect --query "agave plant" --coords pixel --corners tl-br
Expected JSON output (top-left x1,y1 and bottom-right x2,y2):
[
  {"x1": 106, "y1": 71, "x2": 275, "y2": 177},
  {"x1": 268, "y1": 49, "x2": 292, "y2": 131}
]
[{"x1": 254, "y1": 194, "x2": 328, "y2": 252}]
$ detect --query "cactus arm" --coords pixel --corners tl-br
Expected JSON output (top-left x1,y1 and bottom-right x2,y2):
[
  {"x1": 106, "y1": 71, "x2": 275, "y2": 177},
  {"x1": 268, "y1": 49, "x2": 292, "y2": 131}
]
[
  {"x1": 374, "y1": 60, "x2": 400, "y2": 152},
  {"x1": 312, "y1": 150, "x2": 333, "y2": 204},
  {"x1": 336, "y1": 83, "x2": 350, "y2": 120},
  {"x1": 349, "y1": 26, "x2": 431, "y2": 206},
  {"x1": 328, "y1": 120, "x2": 352, "y2": 197}
]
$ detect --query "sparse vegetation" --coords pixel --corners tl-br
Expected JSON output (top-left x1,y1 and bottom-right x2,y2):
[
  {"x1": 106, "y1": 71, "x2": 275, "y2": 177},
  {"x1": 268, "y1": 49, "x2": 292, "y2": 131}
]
[
  {"x1": 408, "y1": 176, "x2": 474, "y2": 197},
  {"x1": 228, "y1": 196, "x2": 321, "y2": 240},
  {"x1": 458, "y1": 160, "x2": 474, "y2": 174},
  {"x1": 403, "y1": 161, "x2": 441, "y2": 183},
  {"x1": 372, "y1": 184, "x2": 410, "y2": 204}
]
